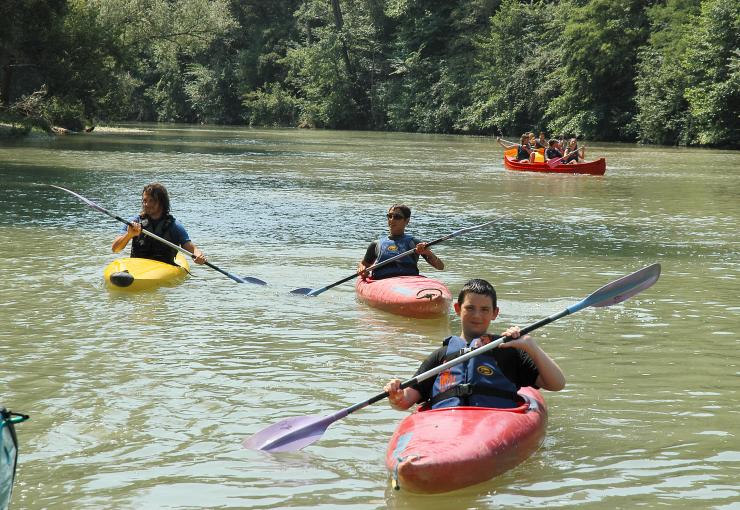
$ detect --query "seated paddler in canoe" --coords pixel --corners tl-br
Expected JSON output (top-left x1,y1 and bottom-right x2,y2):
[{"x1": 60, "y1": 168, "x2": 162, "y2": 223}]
[
  {"x1": 107, "y1": 183, "x2": 207, "y2": 289},
  {"x1": 383, "y1": 279, "x2": 566, "y2": 492},
  {"x1": 355, "y1": 204, "x2": 450, "y2": 318}
]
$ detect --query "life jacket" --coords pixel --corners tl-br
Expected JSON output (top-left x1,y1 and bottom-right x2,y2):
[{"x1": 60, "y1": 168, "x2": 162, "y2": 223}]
[
  {"x1": 371, "y1": 234, "x2": 419, "y2": 279},
  {"x1": 430, "y1": 336, "x2": 520, "y2": 409},
  {"x1": 516, "y1": 144, "x2": 531, "y2": 161},
  {"x1": 130, "y1": 214, "x2": 178, "y2": 265}
]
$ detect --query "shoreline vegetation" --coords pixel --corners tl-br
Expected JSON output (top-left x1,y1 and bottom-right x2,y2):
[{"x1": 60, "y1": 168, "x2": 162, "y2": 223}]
[{"x1": 1, "y1": 0, "x2": 737, "y2": 148}]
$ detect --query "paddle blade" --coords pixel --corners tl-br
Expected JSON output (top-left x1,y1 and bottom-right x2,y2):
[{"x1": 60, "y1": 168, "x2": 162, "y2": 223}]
[
  {"x1": 243, "y1": 414, "x2": 336, "y2": 453},
  {"x1": 546, "y1": 158, "x2": 562, "y2": 169},
  {"x1": 241, "y1": 276, "x2": 268, "y2": 286},
  {"x1": 584, "y1": 263, "x2": 661, "y2": 308},
  {"x1": 289, "y1": 287, "x2": 314, "y2": 295}
]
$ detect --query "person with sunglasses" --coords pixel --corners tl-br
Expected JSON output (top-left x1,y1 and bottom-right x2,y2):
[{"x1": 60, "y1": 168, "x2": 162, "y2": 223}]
[
  {"x1": 357, "y1": 204, "x2": 444, "y2": 280},
  {"x1": 112, "y1": 182, "x2": 207, "y2": 265}
]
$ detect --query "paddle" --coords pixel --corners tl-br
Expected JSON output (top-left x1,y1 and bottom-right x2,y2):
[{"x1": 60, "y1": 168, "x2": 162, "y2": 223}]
[
  {"x1": 548, "y1": 144, "x2": 587, "y2": 168},
  {"x1": 290, "y1": 217, "x2": 504, "y2": 296},
  {"x1": 47, "y1": 184, "x2": 267, "y2": 285},
  {"x1": 244, "y1": 263, "x2": 661, "y2": 452}
]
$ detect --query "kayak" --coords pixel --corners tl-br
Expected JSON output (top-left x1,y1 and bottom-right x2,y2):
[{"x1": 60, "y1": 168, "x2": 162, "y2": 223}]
[
  {"x1": 1, "y1": 408, "x2": 27, "y2": 510},
  {"x1": 103, "y1": 253, "x2": 189, "y2": 291},
  {"x1": 503, "y1": 148, "x2": 606, "y2": 175},
  {"x1": 355, "y1": 275, "x2": 452, "y2": 318},
  {"x1": 385, "y1": 386, "x2": 547, "y2": 493}
]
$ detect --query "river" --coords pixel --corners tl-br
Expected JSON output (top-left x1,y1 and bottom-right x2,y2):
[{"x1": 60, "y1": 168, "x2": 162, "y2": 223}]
[{"x1": 1, "y1": 125, "x2": 738, "y2": 509}]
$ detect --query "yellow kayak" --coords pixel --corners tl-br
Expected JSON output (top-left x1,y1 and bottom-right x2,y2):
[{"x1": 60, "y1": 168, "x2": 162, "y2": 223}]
[{"x1": 103, "y1": 253, "x2": 189, "y2": 291}]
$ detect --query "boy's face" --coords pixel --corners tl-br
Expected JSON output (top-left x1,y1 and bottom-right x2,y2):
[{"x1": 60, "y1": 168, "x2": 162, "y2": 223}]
[{"x1": 454, "y1": 292, "x2": 499, "y2": 340}]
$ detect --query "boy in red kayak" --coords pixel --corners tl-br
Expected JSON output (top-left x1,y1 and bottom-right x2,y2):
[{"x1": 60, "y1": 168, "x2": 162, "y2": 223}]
[
  {"x1": 357, "y1": 204, "x2": 444, "y2": 280},
  {"x1": 385, "y1": 278, "x2": 565, "y2": 410}
]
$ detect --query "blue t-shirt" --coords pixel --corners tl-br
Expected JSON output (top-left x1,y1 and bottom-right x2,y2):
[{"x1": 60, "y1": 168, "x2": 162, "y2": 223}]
[{"x1": 119, "y1": 215, "x2": 191, "y2": 245}]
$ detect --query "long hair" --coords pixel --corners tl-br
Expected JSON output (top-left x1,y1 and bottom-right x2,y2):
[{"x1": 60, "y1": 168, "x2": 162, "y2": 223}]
[{"x1": 141, "y1": 183, "x2": 171, "y2": 216}]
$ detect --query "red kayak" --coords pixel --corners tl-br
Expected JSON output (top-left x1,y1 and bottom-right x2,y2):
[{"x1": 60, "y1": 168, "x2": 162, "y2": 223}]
[
  {"x1": 503, "y1": 148, "x2": 606, "y2": 175},
  {"x1": 355, "y1": 275, "x2": 452, "y2": 318},
  {"x1": 385, "y1": 387, "x2": 547, "y2": 493}
]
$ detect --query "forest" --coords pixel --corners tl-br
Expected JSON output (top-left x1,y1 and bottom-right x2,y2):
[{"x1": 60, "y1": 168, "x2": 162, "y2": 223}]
[{"x1": 1, "y1": 0, "x2": 737, "y2": 146}]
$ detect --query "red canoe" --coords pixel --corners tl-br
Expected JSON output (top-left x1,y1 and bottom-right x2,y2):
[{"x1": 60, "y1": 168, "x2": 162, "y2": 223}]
[
  {"x1": 503, "y1": 148, "x2": 606, "y2": 175},
  {"x1": 355, "y1": 275, "x2": 452, "y2": 319},
  {"x1": 385, "y1": 387, "x2": 547, "y2": 493}
]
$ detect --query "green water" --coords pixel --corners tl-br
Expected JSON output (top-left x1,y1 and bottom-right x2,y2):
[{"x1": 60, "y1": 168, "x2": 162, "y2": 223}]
[{"x1": 1, "y1": 125, "x2": 738, "y2": 509}]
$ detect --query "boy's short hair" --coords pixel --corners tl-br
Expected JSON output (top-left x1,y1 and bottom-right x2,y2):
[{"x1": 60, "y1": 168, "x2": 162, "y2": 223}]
[
  {"x1": 388, "y1": 204, "x2": 411, "y2": 219},
  {"x1": 457, "y1": 278, "x2": 497, "y2": 308},
  {"x1": 548, "y1": 139, "x2": 558, "y2": 147}
]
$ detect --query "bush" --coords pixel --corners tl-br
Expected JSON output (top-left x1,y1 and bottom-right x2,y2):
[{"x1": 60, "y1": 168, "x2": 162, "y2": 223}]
[{"x1": 242, "y1": 82, "x2": 301, "y2": 127}]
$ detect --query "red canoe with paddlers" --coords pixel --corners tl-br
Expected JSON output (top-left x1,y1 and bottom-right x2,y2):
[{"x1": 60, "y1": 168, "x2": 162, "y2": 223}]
[
  {"x1": 503, "y1": 147, "x2": 607, "y2": 175},
  {"x1": 384, "y1": 386, "x2": 547, "y2": 493}
]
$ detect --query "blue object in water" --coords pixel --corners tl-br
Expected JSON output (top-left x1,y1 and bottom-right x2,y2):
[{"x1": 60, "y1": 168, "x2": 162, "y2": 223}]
[{"x1": 1, "y1": 408, "x2": 28, "y2": 510}]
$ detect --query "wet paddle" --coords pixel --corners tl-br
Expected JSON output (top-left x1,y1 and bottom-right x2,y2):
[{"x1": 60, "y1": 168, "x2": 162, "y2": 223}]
[
  {"x1": 48, "y1": 184, "x2": 267, "y2": 285},
  {"x1": 289, "y1": 217, "x2": 504, "y2": 296},
  {"x1": 244, "y1": 263, "x2": 661, "y2": 452}
]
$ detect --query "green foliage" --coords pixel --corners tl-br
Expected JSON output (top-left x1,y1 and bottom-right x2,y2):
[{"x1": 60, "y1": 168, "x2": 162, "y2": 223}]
[
  {"x1": 546, "y1": 0, "x2": 650, "y2": 140},
  {"x1": 464, "y1": 0, "x2": 554, "y2": 135},
  {"x1": 1, "y1": 0, "x2": 734, "y2": 146},
  {"x1": 634, "y1": 0, "x2": 738, "y2": 146},
  {"x1": 634, "y1": 0, "x2": 700, "y2": 145},
  {"x1": 242, "y1": 82, "x2": 301, "y2": 127},
  {"x1": 681, "y1": 0, "x2": 739, "y2": 145}
]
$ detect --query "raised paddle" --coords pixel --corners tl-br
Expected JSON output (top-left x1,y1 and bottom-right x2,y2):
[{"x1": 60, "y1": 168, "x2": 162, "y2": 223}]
[
  {"x1": 290, "y1": 217, "x2": 505, "y2": 296},
  {"x1": 244, "y1": 263, "x2": 661, "y2": 452},
  {"x1": 48, "y1": 184, "x2": 267, "y2": 285}
]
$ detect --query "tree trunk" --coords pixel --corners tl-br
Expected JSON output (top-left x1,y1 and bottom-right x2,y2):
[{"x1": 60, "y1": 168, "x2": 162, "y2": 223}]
[{"x1": 330, "y1": 0, "x2": 353, "y2": 77}]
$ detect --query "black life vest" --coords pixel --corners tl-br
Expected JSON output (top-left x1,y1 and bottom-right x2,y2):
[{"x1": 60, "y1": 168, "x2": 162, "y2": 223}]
[{"x1": 130, "y1": 214, "x2": 178, "y2": 265}]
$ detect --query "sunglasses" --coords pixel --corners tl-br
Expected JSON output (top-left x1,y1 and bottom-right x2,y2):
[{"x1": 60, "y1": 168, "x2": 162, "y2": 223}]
[{"x1": 387, "y1": 213, "x2": 406, "y2": 220}]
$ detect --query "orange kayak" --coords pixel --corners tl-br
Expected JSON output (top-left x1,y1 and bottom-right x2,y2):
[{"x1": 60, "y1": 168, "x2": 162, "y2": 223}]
[
  {"x1": 355, "y1": 275, "x2": 452, "y2": 318},
  {"x1": 385, "y1": 387, "x2": 547, "y2": 493}
]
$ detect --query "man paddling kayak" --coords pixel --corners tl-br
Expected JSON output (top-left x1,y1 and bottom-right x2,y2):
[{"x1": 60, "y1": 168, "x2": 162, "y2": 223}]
[
  {"x1": 384, "y1": 279, "x2": 565, "y2": 410},
  {"x1": 112, "y1": 183, "x2": 207, "y2": 266},
  {"x1": 357, "y1": 204, "x2": 444, "y2": 280}
]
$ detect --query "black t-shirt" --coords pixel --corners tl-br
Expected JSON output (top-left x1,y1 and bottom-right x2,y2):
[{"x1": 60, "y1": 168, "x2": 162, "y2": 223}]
[
  {"x1": 412, "y1": 338, "x2": 540, "y2": 404},
  {"x1": 545, "y1": 147, "x2": 563, "y2": 159}
]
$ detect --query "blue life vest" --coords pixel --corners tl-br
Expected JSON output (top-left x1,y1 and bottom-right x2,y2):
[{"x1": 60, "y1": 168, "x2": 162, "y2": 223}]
[
  {"x1": 130, "y1": 214, "x2": 178, "y2": 265},
  {"x1": 371, "y1": 234, "x2": 419, "y2": 280},
  {"x1": 430, "y1": 336, "x2": 520, "y2": 409}
]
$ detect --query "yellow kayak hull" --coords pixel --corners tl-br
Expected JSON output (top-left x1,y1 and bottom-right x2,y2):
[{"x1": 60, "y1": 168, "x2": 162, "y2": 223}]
[{"x1": 103, "y1": 253, "x2": 189, "y2": 291}]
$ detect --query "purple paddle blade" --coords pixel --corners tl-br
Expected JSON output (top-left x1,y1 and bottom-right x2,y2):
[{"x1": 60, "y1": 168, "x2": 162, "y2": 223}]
[
  {"x1": 587, "y1": 263, "x2": 661, "y2": 308},
  {"x1": 546, "y1": 157, "x2": 563, "y2": 168},
  {"x1": 243, "y1": 413, "x2": 339, "y2": 453}
]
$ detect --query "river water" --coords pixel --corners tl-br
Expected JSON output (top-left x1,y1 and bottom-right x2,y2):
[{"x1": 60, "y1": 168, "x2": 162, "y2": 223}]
[{"x1": 1, "y1": 125, "x2": 738, "y2": 509}]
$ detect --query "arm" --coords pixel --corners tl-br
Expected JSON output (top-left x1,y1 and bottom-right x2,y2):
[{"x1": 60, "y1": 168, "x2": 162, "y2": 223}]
[
  {"x1": 498, "y1": 326, "x2": 566, "y2": 391},
  {"x1": 416, "y1": 242, "x2": 444, "y2": 270},
  {"x1": 112, "y1": 222, "x2": 141, "y2": 253},
  {"x1": 384, "y1": 379, "x2": 422, "y2": 411},
  {"x1": 357, "y1": 242, "x2": 377, "y2": 277},
  {"x1": 182, "y1": 241, "x2": 206, "y2": 265}
]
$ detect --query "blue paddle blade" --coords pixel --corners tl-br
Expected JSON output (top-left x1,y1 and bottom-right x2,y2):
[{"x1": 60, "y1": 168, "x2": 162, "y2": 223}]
[
  {"x1": 240, "y1": 276, "x2": 268, "y2": 285},
  {"x1": 584, "y1": 263, "x2": 661, "y2": 308},
  {"x1": 242, "y1": 414, "x2": 338, "y2": 452},
  {"x1": 289, "y1": 287, "x2": 314, "y2": 295}
]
